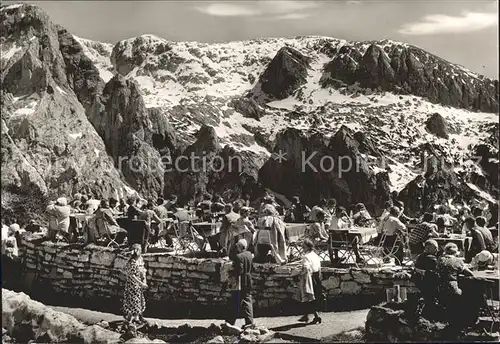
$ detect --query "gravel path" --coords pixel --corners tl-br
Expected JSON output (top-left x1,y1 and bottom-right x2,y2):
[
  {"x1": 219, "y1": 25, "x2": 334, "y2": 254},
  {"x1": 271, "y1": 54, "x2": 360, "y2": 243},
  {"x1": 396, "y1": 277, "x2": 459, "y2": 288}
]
[{"x1": 51, "y1": 305, "x2": 368, "y2": 341}]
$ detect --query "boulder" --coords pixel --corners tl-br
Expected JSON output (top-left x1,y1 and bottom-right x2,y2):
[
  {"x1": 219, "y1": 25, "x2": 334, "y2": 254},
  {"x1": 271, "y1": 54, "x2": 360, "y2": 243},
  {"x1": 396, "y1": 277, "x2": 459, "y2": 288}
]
[
  {"x1": 2, "y1": 289, "x2": 120, "y2": 343},
  {"x1": 425, "y1": 113, "x2": 449, "y2": 139},
  {"x1": 240, "y1": 326, "x2": 274, "y2": 343},
  {"x1": 230, "y1": 97, "x2": 266, "y2": 120}
]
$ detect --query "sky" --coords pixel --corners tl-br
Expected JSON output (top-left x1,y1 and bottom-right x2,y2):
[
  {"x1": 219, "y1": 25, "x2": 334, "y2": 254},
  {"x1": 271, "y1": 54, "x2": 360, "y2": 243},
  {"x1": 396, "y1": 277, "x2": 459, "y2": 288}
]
[{"x1": 4, "y1": 1, "x2": 499, "y2": 79}]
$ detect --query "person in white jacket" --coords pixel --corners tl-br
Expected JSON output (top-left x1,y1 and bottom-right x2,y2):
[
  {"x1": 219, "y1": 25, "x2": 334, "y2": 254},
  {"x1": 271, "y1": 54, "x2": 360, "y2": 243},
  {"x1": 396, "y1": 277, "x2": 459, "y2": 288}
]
[{"x1": 46, "y1": 197, "x2": 71, "y2": 241}]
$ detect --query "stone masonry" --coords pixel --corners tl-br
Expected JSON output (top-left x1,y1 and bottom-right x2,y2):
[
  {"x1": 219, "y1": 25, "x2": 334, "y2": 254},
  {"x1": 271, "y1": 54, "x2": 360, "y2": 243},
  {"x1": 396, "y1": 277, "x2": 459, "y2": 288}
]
[{"x1": 15, "y1": 234, "x2": 417, "y2": 313}]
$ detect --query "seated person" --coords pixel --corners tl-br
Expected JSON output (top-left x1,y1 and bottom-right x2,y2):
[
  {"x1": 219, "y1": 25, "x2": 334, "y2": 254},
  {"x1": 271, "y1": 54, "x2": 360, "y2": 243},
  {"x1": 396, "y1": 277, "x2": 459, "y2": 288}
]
[
  {"x1": 469, "y1": 250, "x2": 498, "y2": 271},
  {"x1": 70, "y1": 193, "x2": 83, "y2": 211},
  {"x1": 260, "y1": 197, "x2": 279, "y2": 218},
  {"x1": 395, "y1": 201, "x2": 415, "y2": 224},
  {"x1": 435, "y1": 205, "x2": 457, "y2": 227},
  {"x1": 94, "y1": 200, "x2": 127, "y2": 244},
  {"x1": 308, "y1": 199, "x2": 328, "y2": 223},
  {"x1": 330, "y1": 208, "x2": 363, "y2": 264},
  {"x1": 330, "y1": 207, "x2": 352, "y2": 230},
  {"x1": 154, "y1": 198, "x2": 169, "y2": 219},
  {"x1": 127, "y1": 198, "x2": 143, "y2": 220},
  {"x1": 436, "y1": 217, "x2": 448, "y2": 234},
  {"x1": 352, "y1": 203, "x2": 372, "y2": 227},
  {"x1": 109, "y1": 198, "x2": 120, "y2": 215},
  {"x1": 475, "y1": 216, "x2": 497, "y2": 252},
  {"x1": 436, "y1": 243, "x2": 474, "y2": 325},
  {"x1": 305, "y1": 210, "x2": 329, "y2": 242},
  {"x1": 409, "y1": 213, "x2": 439, "y2": 256},
  {"x1": 165, "y1": 195, "x2": 179, "y2": 213},
  {"x1": 413, "y1": 239, "x2": 439, "y2": 302},
  {"x1": 118, "y1": 199, "x2": 128, "y2": 213},
  {"x1": 211, "y1": 194, "x2": 225, "y2": 213},
  {"x1": 288, "y1": 196, "x2": 310, "y2": 223}
]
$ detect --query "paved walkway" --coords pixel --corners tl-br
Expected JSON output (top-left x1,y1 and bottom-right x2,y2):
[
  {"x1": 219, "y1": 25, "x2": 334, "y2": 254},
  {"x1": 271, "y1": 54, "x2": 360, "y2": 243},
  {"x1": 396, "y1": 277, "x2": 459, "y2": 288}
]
[{"x1": 51, "y1": 306, "x2": 368, "y2": 341}]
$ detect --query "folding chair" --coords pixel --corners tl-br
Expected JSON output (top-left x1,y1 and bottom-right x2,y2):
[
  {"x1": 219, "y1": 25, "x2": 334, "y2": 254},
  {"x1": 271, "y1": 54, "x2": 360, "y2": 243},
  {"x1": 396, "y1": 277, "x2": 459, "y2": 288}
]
[
  {"x1": 172, "y1": 218, "x2": 201, "y2": 254},
  {"x1": 95, "y1": 217, "x2": 120, "y2": 248},
  {"x1": 365, "y1": 232, "x2": 407, "y2": 266},
  {"x1": 288, "y1": 240, "x2": 304, "y2": 262},
  {"x1": 315, "y1": 240, "x2": 330, "y2": 261},
  {"x1": 328, "y1": 230, "x2": 358, "y2": 267}
]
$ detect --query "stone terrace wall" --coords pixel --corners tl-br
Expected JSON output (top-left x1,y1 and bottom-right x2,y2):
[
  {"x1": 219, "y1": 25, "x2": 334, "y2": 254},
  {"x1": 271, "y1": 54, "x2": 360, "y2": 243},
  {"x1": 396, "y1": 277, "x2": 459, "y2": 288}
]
[{"x1": 14, "y1": 234, "x2": 417, "y2": 316}]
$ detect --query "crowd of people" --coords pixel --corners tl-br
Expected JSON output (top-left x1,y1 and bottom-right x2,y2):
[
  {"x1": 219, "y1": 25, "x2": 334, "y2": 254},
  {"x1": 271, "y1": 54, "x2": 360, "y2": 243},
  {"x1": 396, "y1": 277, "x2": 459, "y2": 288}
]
[{"x1": 1, "y1": 190, "x2": 498, "y2": 332}]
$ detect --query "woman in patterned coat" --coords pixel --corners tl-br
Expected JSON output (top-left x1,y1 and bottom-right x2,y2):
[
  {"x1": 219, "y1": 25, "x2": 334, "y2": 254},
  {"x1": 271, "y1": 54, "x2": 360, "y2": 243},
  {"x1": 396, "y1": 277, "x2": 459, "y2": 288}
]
[{"x1": 123, "y1": 244, "x2": 147, "y2": 325}]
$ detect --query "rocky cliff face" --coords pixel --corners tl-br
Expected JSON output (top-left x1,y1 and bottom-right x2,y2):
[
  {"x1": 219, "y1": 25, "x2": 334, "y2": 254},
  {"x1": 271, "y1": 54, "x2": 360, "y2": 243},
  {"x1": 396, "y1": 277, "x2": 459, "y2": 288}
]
[
  {"x1": 1, "y1": 4, "x2": 497, "y2": 216},
  {"x1": 259, "y1": 127, "x2": 391, "y2": 212},
  {"x1": 321, "y1": 41, "x2": 498, "y2": 113},
  {"x1": 0, "y1": 4, "x2": 137, "y2": 223}
]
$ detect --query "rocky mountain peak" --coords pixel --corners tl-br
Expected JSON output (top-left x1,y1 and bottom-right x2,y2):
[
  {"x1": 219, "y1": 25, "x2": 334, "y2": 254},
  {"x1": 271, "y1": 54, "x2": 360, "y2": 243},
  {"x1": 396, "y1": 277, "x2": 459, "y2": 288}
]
[{"x1": 1, "y1": 4, "x2": 497, "y2": 220}]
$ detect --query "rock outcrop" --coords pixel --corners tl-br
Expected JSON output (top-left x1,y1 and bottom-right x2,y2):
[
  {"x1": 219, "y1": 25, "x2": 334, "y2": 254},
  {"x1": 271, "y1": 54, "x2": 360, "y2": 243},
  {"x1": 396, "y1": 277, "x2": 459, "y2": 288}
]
[
  {"x1": 322, "y1": 42, "x2": 499, "y2": 113},
  {"x1": 425, "y1": 113, "x2": 449, "y2": 139},
  {"x1": 2, "y1": 289, "x2": 121, "y2": 343},
  {"x1": 164, "y1": 125, "x2": 265, "y2": 204},
  {"x1": 253, "y1": 46, "x2": 311, "y2": 100},
  {"x1": 258, "y1": 126, "x2": 391, "y2": 212}
]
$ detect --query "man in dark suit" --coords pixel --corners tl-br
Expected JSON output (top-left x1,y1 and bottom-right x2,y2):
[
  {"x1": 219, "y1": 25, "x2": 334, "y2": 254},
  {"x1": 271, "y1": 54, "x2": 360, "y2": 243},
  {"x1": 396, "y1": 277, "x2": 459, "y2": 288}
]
[{"x1": 226, "y1": 238, "x2": 254, "y2": 328}]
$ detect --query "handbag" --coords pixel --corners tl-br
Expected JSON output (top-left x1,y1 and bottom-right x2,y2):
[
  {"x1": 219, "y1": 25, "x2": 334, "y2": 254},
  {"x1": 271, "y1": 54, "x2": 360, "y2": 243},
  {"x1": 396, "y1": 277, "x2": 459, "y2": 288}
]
[{"x1": 228, "y1": 275, "x2": 241, "y2": 291}]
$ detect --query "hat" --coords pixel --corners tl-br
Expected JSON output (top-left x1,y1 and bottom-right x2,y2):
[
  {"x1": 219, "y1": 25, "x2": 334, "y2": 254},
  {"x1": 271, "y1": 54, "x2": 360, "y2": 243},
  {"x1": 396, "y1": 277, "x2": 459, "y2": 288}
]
[
  {"x1": 444, "y1": 243, "x2": 459, "y2": 256},
  {"x1": 476, "y1": 250, "x2": 493, "y2": 267},
  {"x1": 8, "y1": 224, "x2": 20, "y2": 235},
  {"x1": 56, "y1": 197, "x2": 68, "y2": 206},
  {"x1": 237, "y1": 238, "x2": 248, "y2": 250}
]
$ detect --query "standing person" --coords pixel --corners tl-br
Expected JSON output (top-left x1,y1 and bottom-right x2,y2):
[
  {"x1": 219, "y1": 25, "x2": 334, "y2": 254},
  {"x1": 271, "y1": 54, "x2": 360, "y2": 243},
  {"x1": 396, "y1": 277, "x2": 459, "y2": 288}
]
[
  {"x1": 226, "y1": 239, "x2": 254, "y2": 329},
  {"x1": 123, "y1": 244, "x2": 148, "y2": 329},
  {"x1": 381, "y1": 206, "x2": 408, "y2": 265},
  {"x1": 298, "y1": 238, "x2": 323, "y2": 324},
  {"x1": 231, "y1": 207, "x2": 255, "y2": 253},
  {"x1": 219, "y1": 204, "x2": 240, "y2": 257},
  {"x1": 139, "y1": 201, "x2": 162, "y2": 252},
  {"x1": 46, "y1": 197, "x2": 71, "y2": 241},
  {"x1": 377, "y1": 201, "x2": 393, "y2": 234}
]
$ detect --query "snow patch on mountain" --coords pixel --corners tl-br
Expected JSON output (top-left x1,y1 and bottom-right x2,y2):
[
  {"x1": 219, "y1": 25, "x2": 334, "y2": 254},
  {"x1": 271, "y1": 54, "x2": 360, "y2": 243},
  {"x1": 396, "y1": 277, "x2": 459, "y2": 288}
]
[{"x1": 73, "y1": 35, "x2": 115, "y2": 82}]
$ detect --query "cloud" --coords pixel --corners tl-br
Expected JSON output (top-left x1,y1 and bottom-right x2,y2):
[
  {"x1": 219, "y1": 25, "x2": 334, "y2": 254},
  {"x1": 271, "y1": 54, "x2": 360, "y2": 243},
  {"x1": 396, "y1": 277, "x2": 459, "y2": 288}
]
[
  {"x1": 194, "y1": 1, "x2": 318, "y2": 17},
  {"x1": 399, "y1": 11, "x2": 498, "y2": 35},
  {"x1": 194, "y1": 3, "x2": 259, "y2": 16}
]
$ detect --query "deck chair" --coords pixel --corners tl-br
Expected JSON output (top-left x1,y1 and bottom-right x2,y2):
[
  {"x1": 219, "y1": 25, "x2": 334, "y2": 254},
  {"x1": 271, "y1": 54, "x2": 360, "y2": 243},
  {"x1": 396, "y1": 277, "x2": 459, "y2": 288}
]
[{"x1": 328, "y1": 230, "x2": 358, "y2": 267}]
